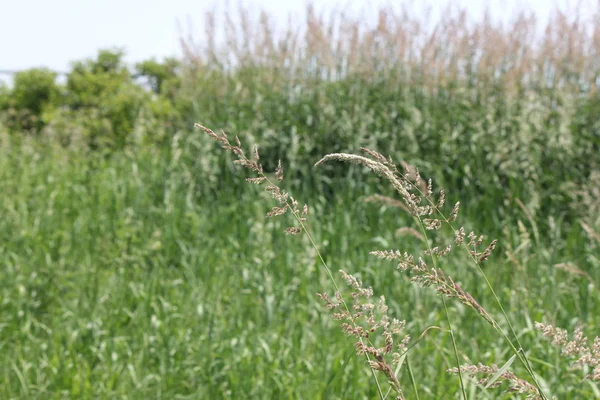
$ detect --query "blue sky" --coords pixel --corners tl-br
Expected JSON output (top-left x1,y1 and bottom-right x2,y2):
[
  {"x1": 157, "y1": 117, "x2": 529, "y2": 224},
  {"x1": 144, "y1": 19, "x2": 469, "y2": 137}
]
[{"x1": 0, "y1": 0, "x2": 585, "y2": 80}]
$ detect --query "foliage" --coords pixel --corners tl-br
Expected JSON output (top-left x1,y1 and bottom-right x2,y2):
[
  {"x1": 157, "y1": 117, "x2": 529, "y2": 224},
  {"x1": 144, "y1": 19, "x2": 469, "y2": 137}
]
[
  {"x1": 136, "y1": 57, "x2": 181, "y2": 96},
  {"x1": 12, "y1": 68, "x2": 60, "y2": 116},
  {"x1": 1, "y1": 68, "x2": 60, "y2": 131},
  {"x1": 60, "y1": 49, "x2": 154, "y2": 149},
  {"x1": 65, "y1": 49, "x2": 132, "y2": 110},
  {"x1": 1, "y1": 49, "x2": 184, "y2": 149},
  {"x1": 178, "y1": 4, "x2": 600, "y2": 240},
  {"x1": 0, "y1": 81, "x2": 10, "y2": 110},
  {"x1": 0, "y1": 3, "x2": 599, "y2": 397},
  {"x1": 0, "y1": 130, "x2": 597, "y2": 398}
]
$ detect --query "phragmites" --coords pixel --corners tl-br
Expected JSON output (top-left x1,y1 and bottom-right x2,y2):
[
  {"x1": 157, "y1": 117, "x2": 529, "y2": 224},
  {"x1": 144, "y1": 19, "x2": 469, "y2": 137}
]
[
  {"x1": 284, "y1": 227, "x2": 302, "y2": 235},
  {"x1": 315, "y1": 147, "x2": 505, "y2": 327},
  {"x1": 315, "y1": 149, "x2": 463, "y2": 225},
  {"x1": 275, "y1": 159, "x2": 284, "y2": 182},
  {"x1": 423, "y1": 218, "x2": 442, "y2": 230},
  {"x1": 535, "y1": 323, "x2": 600, "y2": 381},
  {"x1": 449, "y1": 202, "x2": 460, "y2": 222},
  {"x1": 455, "y1": 227, "x2": 466, "y2": 245},
  {"x1": 318, "y1": 270, "x2": 409, "y2": 399},
  {"x1": 476, "y1": 239, "x2": 498, "y2": 263},
  {"x1": 581, "y1": 221, "x2": 600, "y2": 244},
  {"x1": 246, "y1": 177, "x2": 266, "y2": 184},
  {"x1": 197, "y1": 124, "x2": 263, "y2": 174}
]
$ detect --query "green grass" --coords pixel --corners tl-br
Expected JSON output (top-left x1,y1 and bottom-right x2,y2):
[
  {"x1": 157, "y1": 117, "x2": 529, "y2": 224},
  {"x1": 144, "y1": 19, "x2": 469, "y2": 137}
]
[
  {"x1": 0, "y1": 131, "x2": 598, "y2": 399},
  {"x1": 2, "y1": 3, "x2": 600, "y2": 397}
]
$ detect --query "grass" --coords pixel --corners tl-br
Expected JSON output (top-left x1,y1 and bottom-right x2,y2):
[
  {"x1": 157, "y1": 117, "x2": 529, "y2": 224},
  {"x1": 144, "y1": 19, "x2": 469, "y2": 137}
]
[
  {"x1": 0, "y1": 128, "x2": 598, "y2": 398},
  {"x1": 1, "y1": 2, "x2": 600, "y2": 398},
  {"x1": 196, "y1": 124, "x2": 599, "y2": 399}
]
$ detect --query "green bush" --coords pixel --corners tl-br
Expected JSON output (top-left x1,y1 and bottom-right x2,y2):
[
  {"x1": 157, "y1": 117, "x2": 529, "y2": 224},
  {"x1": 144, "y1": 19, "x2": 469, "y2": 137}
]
[
  {"x1": 0, "y1": 50, "x2": 187, "y2": 149},
  {"x1": 0, "y1": 82, "x2": 9, "y2": 110},
  {"x1": 12, "y1": 68, "x2": 60, "y2": 116},
  {"x1": 62, "y1": 50, "x2": 142, "y2": 148},
  {"x1": 1, "y1": 68, "x2": 60, "y2": 131},
  {"x1": 136, "y1": 57, "x2": 181, "y2": 97}
]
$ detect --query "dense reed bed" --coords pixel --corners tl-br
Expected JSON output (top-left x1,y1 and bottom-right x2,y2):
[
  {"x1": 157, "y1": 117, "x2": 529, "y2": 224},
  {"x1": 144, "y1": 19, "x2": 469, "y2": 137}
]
[{"x1": 180, "y1": 3, "x2": 600, "y2": 236}]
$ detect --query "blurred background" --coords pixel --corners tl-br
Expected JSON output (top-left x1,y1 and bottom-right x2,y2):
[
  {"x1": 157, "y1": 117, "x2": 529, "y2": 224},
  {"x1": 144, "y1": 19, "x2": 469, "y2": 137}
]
[
  {"x1": 0, "y1": 0, "x2": 599, "y2": 398},
  {"x1": 0, "y1": 0, "x2": 576, "y2": 77}
]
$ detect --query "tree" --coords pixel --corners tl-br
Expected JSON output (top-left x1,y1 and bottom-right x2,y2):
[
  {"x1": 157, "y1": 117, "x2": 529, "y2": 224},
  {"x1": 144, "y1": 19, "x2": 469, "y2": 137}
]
[
  {"x1": 12, "y1": 68, "x2": 60, "y2": 115},
  {"x1": 61, "y1": 49, "x2": 148, "y2": 149},
  {"x1": 136, "y1": 57, "x2": 181, "y2": 97}
]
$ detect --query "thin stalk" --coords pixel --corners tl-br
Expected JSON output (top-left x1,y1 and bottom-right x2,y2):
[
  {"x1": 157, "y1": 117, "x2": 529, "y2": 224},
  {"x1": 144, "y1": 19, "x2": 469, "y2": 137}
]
[
  {"x1": 197, "y1": 124, "x2": 393, "y2": 397},
  {"x1": 416, "y1": 218, "x2": 467, "y2": 400},
  {"x1": 405, "y1": 354, "x2": 420, "y2": 400},
  {"x1": 260, "y1": 172, "x2": 389, "y2": 399},
  {"x1": 404, "y1": 177, "x2": 547, "y2": 399}
]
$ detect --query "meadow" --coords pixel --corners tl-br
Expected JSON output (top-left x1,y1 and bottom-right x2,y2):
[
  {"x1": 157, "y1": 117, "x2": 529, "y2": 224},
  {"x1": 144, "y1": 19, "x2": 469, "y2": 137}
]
[{"x1": 1, "y1": 3, "x2": 599, "y2": 399}]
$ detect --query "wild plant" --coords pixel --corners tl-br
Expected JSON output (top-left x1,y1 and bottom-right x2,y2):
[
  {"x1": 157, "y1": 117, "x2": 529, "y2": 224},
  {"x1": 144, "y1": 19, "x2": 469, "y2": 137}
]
[
  {"x1": 198, "y1": 123, "x2": 598, "y2": 399},
  {"x1": 536, "y1": 323, "x2": 599, "y2": 382},
  {"x1": 196, "y1": 124, "x2": 408, "y2": 398}
]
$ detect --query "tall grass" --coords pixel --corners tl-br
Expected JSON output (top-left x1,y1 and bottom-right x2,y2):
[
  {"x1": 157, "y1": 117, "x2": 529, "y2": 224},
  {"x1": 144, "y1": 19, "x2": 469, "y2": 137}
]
[
  {"x1": 0, "y1": 124, "x2": 598, "y2": 398},
  {"x1": 0, "y1": 1, "x2": 599, "y2": 398},
  {"x1": 180, "y1": 2, "x2": 600, "y2": 239},
  {"x1": 197, "y1": 121, "x2": 600, "y2": 398}
]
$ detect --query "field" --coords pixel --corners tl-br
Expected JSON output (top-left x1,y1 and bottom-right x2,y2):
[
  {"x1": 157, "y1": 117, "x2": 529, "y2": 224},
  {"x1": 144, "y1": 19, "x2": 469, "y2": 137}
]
[{"x1": 1, "y1": 3, "x2": 599, "y2": 399}]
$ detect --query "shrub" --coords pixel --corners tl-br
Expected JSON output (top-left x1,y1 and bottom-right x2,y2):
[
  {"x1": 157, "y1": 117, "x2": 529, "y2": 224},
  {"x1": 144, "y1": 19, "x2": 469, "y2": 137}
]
[
  {"x1": 2, "y1": 68, "x2": 61, "y2": 132},
  {"x1": 135, "y1": 57, "x2": 181, "y2": 97}
]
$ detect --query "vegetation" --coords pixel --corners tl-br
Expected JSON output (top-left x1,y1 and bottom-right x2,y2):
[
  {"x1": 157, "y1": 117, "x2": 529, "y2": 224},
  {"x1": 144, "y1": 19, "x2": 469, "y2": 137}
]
[
  {"x1": 0, "y1": 49, "x2": 184, "y2": 149},
  {"x1": 0, "y1": 3, "x2": 599, "y2": 398}
]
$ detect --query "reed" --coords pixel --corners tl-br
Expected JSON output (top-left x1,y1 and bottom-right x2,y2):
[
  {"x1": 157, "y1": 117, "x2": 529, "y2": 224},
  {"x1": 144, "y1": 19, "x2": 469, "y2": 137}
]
[{"x1": 179, "y1": 2, "x2": 600, "y2": 240}]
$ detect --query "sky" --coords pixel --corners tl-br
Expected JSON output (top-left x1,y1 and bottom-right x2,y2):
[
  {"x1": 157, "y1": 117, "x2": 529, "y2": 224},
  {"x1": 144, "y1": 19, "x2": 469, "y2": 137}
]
[{"x1": 0, "y1": 0, "x2": 590, "y2": 82}]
